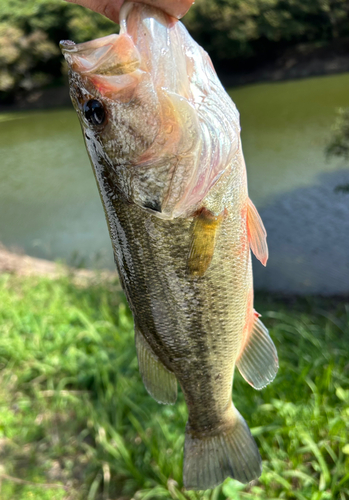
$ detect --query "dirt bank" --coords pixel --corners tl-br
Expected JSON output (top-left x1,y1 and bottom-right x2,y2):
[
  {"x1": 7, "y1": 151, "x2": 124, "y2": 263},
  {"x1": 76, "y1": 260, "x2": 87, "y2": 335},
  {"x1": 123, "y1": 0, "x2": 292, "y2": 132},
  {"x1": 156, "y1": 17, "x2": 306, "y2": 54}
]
[{"x1": 0, "y1": 245, "x2": 117, "y2": 284}]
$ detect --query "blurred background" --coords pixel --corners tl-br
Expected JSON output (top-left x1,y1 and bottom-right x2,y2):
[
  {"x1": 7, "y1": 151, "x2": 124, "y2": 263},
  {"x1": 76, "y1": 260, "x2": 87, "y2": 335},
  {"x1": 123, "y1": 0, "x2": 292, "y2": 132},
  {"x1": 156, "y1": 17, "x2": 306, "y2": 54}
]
[{"x1": 0, "y1": 1, "x2": 348, "y2": 500}]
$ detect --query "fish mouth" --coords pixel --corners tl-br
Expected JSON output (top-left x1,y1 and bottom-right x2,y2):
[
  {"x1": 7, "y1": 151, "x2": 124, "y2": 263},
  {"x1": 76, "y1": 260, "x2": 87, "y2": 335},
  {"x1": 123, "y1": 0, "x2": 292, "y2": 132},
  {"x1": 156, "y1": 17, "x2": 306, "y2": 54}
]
[
  {"x1": 60, "y1": 2, "x2": 173, "y2": 77},
  {"x1": 60, "y1": 33, "x2": 141, "y2": 76}
]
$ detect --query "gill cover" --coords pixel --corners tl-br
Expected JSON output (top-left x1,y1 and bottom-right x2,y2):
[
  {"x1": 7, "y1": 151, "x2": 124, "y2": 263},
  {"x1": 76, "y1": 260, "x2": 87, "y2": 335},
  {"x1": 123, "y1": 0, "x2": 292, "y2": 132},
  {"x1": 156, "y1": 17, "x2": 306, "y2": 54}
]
[{"x1": 61, "y1": 2, "x2": 240, "y2": 218}]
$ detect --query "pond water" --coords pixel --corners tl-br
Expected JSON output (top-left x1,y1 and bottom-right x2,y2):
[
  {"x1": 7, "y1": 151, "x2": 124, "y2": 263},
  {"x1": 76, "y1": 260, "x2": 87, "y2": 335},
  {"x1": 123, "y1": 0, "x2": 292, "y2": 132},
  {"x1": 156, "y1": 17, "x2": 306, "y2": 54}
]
[{"x1": 1, "y1": 72, "x2": 349, "y2": 293}]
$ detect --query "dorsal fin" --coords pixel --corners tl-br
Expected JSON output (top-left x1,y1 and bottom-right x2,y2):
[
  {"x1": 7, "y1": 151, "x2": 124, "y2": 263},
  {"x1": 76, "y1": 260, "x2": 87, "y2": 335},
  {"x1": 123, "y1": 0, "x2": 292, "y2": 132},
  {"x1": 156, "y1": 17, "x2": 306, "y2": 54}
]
[{"x1": 247, "y1": 198, "x2": 268, "y2": 266}]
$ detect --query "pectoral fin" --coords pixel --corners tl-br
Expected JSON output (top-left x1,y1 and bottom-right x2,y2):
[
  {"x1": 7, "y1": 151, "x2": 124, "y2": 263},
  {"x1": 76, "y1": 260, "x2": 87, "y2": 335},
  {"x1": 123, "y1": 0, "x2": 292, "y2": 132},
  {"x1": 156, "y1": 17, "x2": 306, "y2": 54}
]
[
  {"x1": 247, "y1": 198, "x2": 268, "y2": 266},
  {"x1": 135, "y1": 327, "x2": 177, "y2": 404},
  {"x1": 187, "y1": 208, "x2": 224, "y2": 277},
  {"x1": 236, "y1": 311, "x2": 278, "y2": 390}
]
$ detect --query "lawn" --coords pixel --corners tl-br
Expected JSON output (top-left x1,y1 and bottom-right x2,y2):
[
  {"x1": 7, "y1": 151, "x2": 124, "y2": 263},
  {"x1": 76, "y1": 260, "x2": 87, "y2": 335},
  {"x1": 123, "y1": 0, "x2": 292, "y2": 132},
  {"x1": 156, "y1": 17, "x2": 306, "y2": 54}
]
[{"x1": 0, "y1": 273, "x2": 348, "y2": 500}]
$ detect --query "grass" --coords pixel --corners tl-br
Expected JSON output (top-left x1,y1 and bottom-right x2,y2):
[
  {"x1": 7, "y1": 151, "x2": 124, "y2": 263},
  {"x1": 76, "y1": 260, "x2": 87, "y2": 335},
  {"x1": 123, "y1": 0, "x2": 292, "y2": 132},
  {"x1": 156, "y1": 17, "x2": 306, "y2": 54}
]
[{"x1": 0, "y1": 273, "x2": 348, "y2": 500}]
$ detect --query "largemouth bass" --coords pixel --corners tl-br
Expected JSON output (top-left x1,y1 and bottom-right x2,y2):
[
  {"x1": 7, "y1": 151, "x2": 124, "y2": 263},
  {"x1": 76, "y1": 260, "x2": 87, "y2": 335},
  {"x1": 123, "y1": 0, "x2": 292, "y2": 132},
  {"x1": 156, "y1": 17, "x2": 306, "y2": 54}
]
[{"x1": 61, "y1": 2, "x2": 278, "y2": 490}]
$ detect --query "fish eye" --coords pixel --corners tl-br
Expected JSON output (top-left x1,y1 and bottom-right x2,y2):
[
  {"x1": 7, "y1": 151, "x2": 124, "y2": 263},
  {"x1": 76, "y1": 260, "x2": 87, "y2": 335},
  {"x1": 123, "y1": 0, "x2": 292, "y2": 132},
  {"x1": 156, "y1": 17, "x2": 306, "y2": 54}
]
[{"x1": 83, "y1": 99, "x2": 106, "y2": 126}]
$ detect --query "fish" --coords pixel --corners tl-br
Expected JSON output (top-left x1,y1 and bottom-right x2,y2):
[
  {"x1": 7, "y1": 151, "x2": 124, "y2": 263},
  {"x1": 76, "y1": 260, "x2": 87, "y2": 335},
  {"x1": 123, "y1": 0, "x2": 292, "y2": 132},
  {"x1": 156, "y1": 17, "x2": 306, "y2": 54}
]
[{"x1": 60, "y1": 1, "x2": 278, "y2": 490}]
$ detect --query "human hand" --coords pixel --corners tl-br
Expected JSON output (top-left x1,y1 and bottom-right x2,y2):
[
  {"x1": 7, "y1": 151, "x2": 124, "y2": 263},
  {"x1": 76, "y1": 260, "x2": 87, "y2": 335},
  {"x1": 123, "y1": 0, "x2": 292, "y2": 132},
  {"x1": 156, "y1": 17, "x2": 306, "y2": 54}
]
[{"x1": 64, "y1": 0, "x2": 194, "y2": 23}]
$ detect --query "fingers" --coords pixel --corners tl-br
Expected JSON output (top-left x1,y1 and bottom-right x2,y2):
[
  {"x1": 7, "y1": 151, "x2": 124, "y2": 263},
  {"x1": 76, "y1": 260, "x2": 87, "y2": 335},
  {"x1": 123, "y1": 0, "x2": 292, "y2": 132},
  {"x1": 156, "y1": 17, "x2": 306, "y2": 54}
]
[
  {"x1": 64, "y1": 0, "x2": 124, "y2": 23},
  {"x1": 133, "y1": 0, "x2": 194, "y2": 19},
  {"x1": 64, "y1": 0, "x2": 194, "y2": 23}
]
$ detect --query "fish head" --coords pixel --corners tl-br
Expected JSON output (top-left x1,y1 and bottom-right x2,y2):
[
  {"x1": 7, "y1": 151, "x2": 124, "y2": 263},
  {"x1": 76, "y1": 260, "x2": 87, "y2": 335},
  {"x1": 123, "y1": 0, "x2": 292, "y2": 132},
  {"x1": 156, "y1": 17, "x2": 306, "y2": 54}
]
[
  {"x1": 60, "y1": 30, "x2": 163, "y2": 206},
  {"x1": 61, "y1": 2, "x2": 240, "y2": 218}
]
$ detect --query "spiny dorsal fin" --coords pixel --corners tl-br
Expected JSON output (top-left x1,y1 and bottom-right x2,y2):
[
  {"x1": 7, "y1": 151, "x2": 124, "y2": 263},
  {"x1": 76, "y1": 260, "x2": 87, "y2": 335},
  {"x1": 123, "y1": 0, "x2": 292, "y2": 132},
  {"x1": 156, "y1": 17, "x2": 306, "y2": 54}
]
[
  {"x1": 247, "y1": 198, "x2": 268, "y2": 266},
  {"x1": 236, "y1": 311, "x2": 278, "y2": 390},
  {"x1": 187, "y1": 208, "x2": 224, "y2": 277},
  {"x1": 135, "y1": 327, "x2": 177, "y2": 405}
]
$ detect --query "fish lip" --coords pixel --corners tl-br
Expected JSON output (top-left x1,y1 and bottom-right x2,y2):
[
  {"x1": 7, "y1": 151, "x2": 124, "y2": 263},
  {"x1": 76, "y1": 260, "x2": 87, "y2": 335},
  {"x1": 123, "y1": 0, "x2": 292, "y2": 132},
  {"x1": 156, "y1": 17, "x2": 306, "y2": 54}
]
[
  {"x1": 59, "y1": 35, "x2": 121, "y2": 73},
  {"x1": 59, "y1": 40, "x2": 77, "y2": 53},
  {"x1": 60, "y1": 35, "x2": 120, "y2": 55},
  {"x1": 60, "y1": 33, "x2": 142, "y2": 79}
]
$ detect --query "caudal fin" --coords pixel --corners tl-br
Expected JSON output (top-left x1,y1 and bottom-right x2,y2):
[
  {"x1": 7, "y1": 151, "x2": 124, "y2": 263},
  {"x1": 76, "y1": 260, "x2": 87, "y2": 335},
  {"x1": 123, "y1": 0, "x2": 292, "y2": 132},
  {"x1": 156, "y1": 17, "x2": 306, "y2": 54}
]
[{"x1": 183, "y1": 406, "x2": 261, "y2": 490}]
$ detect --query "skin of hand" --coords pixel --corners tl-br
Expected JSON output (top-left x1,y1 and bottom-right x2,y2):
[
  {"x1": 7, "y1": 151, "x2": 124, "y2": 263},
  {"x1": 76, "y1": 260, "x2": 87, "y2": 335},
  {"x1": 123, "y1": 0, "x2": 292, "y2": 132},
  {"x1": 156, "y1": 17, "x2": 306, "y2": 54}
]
[{"x1": 64, "y1": 0, "x2": 194, "y2": 23}]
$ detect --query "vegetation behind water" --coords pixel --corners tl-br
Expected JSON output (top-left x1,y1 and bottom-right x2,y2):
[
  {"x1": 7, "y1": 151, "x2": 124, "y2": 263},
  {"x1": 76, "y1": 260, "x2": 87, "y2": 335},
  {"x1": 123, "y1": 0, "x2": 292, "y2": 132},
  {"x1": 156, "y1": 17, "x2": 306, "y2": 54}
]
[
  {"x1": 0, "y1": 273, "x2": 348, "y2": 499},
  {"x1": 1, "y1": 0, "x2": 349, "y2": 101},
  {"x1": 326, "y1": 107, "x2": 349, "y2": 160}
]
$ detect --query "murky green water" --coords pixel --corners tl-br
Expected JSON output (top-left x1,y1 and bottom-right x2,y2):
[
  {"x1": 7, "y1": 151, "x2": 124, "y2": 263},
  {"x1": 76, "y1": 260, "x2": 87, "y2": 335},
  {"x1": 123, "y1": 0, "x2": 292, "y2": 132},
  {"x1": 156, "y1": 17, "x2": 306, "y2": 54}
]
[{"x1": 0, "y1": 73, "x2": 348, "y2": 285}]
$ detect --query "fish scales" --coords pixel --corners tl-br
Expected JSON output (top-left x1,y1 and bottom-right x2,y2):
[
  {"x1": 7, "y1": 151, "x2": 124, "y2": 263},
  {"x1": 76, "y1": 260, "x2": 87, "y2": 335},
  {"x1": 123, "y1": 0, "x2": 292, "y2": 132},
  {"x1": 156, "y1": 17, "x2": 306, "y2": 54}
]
[{"x1": 61, "y1": 1, "x2": 278, "y2": 490}]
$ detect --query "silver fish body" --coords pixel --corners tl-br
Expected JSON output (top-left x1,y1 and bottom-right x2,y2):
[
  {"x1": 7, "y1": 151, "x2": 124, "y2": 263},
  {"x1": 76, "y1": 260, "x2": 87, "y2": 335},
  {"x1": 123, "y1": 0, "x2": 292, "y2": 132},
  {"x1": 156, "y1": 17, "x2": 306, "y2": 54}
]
[{"x1": 61, "y1": 2, "x2": 278, "y2": 490}]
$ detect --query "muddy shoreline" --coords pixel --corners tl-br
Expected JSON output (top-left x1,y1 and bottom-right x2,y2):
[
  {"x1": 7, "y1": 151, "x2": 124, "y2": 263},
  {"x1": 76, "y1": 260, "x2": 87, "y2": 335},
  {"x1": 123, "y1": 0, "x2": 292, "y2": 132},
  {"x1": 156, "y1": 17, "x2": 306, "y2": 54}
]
[
  {"x1": 1, "y1": 37, "x2": 349, "y2": 112},
  {"x1": 0, "y1": 245, "x2": 117, "y2": 284}
]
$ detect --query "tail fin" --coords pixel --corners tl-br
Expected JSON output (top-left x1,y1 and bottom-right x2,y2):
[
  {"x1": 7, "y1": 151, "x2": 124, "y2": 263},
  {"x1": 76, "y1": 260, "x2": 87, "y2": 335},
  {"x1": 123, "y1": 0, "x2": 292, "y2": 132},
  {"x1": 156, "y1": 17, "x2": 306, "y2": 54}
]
[{"x1": 183, "y1": 405, "x2": 261, "y2": 490}]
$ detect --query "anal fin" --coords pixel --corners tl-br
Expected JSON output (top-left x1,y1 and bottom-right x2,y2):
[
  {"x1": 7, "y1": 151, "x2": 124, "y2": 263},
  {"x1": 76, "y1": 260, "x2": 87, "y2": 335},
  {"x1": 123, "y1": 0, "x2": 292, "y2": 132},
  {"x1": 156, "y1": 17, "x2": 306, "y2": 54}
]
[
  {"x1": 187, "y1": 208, "x2": 224, "y2": 277},
  {"x1": 247, "y1": 198, "x2": 268, "y2": 266},
  {"x1": 237, "y1": 311, "x2": 278, "y2": 390},
  {"x1": 135, "y1": 327, "x2": 177, "y2": 405}
]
